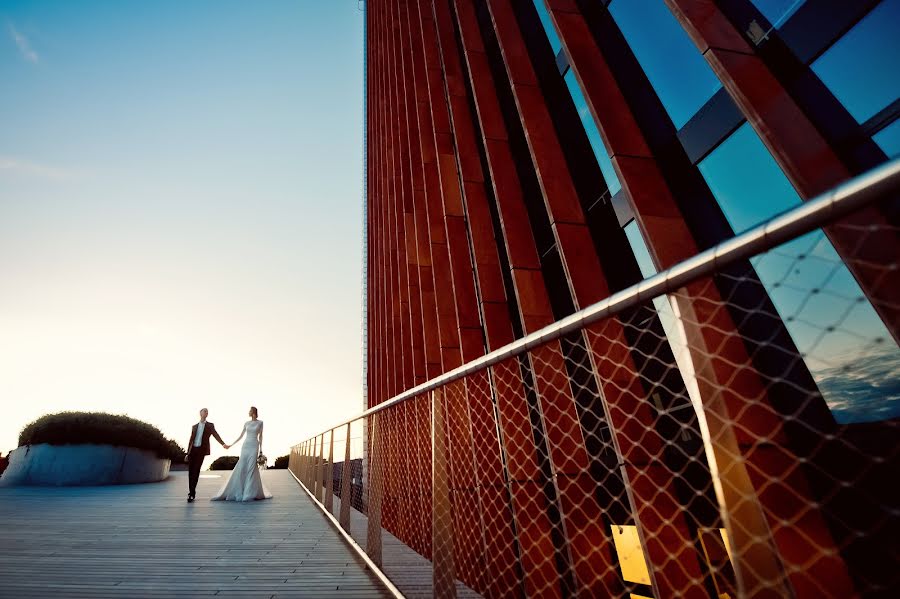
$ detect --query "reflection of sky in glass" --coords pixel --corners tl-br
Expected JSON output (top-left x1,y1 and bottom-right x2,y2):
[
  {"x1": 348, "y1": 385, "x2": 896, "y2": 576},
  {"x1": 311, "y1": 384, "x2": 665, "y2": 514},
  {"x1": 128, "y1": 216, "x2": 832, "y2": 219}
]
[
  {"x1": 563, "y1": 71, "x2": 622, "y2": 196},
  {"x1": 610, "y1": 0, "x2": 722, "y2": 129},
  {"x1": 698, "y1": 124, "x2": 900, "y2": 422},
  {"x1": 750, "y1": 0, "x2": 807, "y2": 26},
  {"x1": 811, "y1": 0, "x2": 900, "y2": 124},
  {"x1": 531, "y1": 0, "x2": 562, "y2": 54},
  {"x1": 874, "y1": 119, "x2": 900, "y2": 158}
]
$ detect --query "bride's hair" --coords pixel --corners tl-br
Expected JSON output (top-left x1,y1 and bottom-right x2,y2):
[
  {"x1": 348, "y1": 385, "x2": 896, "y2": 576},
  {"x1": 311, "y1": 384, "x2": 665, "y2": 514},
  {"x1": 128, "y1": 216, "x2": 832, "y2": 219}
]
[{"x1": 250, "y1": 406, "x2": 258, "y2": 418}]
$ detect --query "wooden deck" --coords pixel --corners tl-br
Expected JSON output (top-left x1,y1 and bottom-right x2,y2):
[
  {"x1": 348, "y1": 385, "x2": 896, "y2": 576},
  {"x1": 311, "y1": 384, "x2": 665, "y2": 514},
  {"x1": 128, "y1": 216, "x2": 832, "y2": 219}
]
[{"x1": 0, "y1": 470, "x2": 390, "y2": 598}]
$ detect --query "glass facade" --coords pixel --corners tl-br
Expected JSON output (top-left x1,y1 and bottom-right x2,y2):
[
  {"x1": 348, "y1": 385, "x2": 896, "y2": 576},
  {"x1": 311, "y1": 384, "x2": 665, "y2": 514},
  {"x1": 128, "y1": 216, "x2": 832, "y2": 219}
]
[
  {"x1": 609, "y1": 0, "x2": 722, "y2": 129},
  {"x1": 810, "y1": 0, "x2": 900, "y2": 124},
  {"x1": 750, "y1": 0, "x2": 808, "y2": 27},
  {"x1": 531, "y1": 0, "x2": 900, "y2": 424},
  {"x1": 874, "y1": 118, "x2": 900, "y2": 158},
  {"x1": 563, "y1": 70, "x2": 622, "y2": 196},
  {"x1": 531, "y1": 0, "x2": 561, "y2": 55},
  {"x1": 698, "y1": 123, "x2": 900, "y2": 423}
]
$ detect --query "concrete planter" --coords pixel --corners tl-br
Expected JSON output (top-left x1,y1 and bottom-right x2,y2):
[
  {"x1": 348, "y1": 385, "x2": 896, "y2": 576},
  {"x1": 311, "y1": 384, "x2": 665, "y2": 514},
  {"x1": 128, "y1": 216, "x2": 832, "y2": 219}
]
[{"x1": 0, "y1": 443, "x2": 170, "y2": 486}]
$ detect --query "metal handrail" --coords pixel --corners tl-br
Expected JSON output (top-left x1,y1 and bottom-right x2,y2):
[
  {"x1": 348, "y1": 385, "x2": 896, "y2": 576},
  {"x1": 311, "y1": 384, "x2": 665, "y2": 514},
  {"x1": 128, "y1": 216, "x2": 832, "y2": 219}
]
[{"x1": 295, "y1": 157, "x2": 900, "y2": 446}]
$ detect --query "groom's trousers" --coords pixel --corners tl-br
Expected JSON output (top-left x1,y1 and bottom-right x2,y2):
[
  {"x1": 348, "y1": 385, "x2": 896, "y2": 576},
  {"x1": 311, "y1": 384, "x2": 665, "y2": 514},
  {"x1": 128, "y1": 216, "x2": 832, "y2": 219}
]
[{"x1": 188, "y1": 450, "x2": 205, "y2": 497}]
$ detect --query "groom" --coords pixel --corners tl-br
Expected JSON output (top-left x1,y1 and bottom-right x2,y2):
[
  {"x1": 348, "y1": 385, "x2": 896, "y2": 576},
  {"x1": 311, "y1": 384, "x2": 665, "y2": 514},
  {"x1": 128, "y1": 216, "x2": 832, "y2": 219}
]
[{"x1": 185, "y1": 408, "x2": 227, "y2": 502}]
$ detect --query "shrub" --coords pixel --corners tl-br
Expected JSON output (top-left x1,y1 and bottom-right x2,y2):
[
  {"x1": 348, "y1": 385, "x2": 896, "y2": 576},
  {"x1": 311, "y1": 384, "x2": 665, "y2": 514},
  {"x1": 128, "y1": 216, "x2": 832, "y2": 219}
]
[
  {"x1": 18, "y1": 412, "x2": 186, "y2": 462},
  {"x1": 273, "y1": 455, "x2": 289, "y2": 469},
  {"x1": 210, "y1": 456, "x2": 239, "y2": 470}
]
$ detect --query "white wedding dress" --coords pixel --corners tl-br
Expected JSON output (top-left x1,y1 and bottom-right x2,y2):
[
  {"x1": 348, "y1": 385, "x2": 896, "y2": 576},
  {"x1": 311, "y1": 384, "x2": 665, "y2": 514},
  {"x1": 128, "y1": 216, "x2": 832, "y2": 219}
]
[{"x1": 211, "y1": 419, "x2": 272, "y2": 502}]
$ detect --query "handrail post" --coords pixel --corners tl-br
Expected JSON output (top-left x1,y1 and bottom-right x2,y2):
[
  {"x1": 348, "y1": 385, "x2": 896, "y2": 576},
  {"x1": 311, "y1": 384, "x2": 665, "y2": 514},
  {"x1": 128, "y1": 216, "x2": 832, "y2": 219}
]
[
  {"x1": 340, "y1": 422, "x2": 353, "y2": 530},
  {"x1": 313, "y1": 435, "x2": 322, "y2": 500},
  {"x1": 317, "y1": 433, "x2": 326, "y2": 503},
  {"x1": 300, "y1": 440, "x2": 307, "y2": 486},
  {"x1": 366, "y1": 413, "x2": 384, "y2": 567},
  {"x1": 303, "y1": 441, "x2": 310, "y2": 485},
  {"x1": 298, "y1": 441, "x2": 305, "y2": 485},
  {"x1": 432, "y1": 388, "x2": 456, "y2": 598},
  {"x1": 325, "y1": 429, "x2": 334, "y2": 513},
  {"x1": 305, "y1": 438, "x2": 315, "y2": 488}
]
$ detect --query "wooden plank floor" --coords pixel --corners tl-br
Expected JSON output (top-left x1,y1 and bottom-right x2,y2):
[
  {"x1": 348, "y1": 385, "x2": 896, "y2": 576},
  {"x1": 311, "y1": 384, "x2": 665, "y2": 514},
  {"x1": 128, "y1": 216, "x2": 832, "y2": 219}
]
[
  {"x1": 0, "y1": 470, "x2": 390, "y2": 598},
  {"x1": 326, "y1": 493, "x2": 482, "y2": 599}
]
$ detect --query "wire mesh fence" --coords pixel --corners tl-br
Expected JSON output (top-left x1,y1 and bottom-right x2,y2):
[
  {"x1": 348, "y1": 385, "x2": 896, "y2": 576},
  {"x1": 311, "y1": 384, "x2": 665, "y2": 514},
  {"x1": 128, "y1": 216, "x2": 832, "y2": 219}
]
[{"x1": 290, "y1": 161, "x2": 900, "y2": 598}]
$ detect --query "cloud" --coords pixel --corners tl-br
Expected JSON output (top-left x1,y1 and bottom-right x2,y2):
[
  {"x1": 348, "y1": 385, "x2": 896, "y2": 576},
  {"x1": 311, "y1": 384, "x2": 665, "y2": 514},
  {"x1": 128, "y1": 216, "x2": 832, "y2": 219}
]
[
  {"x1": 0, "y1": 156, "x2": 82, "y2": 180},
  {"x1": 815, "y1": 347, "x2": 900, "y2": 424},
  {"x1": 8, "y1": 24, "x2": 39, "y2": 63}
]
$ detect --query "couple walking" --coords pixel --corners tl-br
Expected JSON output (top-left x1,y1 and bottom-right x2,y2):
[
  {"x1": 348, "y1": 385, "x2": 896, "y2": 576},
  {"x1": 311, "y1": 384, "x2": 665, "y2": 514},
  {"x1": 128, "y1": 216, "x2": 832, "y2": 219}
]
[{"x1": 186, "y1": 406, "x2": 272, "y2": 503}]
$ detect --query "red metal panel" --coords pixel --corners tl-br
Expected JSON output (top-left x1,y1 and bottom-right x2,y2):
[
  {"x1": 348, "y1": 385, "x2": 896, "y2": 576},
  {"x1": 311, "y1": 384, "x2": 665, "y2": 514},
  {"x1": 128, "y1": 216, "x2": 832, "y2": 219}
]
[
  {"x1": 480, "y1": 483, "x2": 525, "y2": 598},
  {"x1": 413, "y1": 0, "x2": 463, "y2": 374},
  {"x1": 451, "y1": 1, "x2": 622, "y2": 593},
  {"x1": 444, "y1": 215, "x2": 482, "y2": 330},
  {"x1": 508, "y1": 481, "x2": 564, "y2": 598},
  {"x1": 397, "y1": 0, "x2": 428, "y2": 390},
  {"x1": 399, "y1": 0, "x2": 446, "y2": 547},
  {"x1": 450, "y1": 488, "x2": 488, "y2": 591},
  {"x1": 486, "y1": 0, "x2": 709, "y2": 594}
]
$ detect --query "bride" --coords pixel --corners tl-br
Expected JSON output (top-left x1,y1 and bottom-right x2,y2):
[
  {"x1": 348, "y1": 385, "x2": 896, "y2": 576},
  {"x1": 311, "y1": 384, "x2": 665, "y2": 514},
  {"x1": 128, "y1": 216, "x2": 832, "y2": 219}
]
[{"x1": 211, "y1": 406, "x2": 273, "y2": 502}]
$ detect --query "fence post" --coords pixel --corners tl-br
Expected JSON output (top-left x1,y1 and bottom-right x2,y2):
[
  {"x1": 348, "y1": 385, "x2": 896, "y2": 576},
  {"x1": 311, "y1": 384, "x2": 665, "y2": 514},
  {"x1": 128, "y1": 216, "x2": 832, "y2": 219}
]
[
  {"x1": 325, "y1": 429, "x2": 334, "y2": 513},
  {"x1": 317, "y1": 433, "x2": 326, "y2": 503},
  {"x1": 298, "y1": 441, "x2": 306, "y2": 484},
  {"x1": 432, "y1": 388, "x2": 456, "y2": 598},
  {"x1": 306, "y1": 438, "x2": 316, "y2": 488},
  {"x1": 340, "y1": 422, "x2": 353, "y2": 530},
  {"x1": 366, "y1": 413, "x2": 384, "y2": 567}
]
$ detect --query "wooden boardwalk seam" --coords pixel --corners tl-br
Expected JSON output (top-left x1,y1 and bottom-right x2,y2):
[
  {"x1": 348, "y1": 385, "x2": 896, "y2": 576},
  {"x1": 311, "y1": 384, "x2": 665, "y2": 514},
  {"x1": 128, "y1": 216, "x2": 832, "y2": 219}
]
[{"x1": 0, "y1": 470, "x2": 390, "y2": 598}]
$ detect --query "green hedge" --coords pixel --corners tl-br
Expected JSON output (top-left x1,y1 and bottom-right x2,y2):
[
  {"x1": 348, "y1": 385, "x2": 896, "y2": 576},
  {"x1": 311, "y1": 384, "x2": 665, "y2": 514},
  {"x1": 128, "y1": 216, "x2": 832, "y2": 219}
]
[
  {"x1": 18, "y1": 412, "x2": 186, "y2": 462},
  {"x1": 210, "y1": 456, "x2": 239, "y2": 470},
  {"x1": 273, "y1": 455, "x2": 289, "y2": 469}
]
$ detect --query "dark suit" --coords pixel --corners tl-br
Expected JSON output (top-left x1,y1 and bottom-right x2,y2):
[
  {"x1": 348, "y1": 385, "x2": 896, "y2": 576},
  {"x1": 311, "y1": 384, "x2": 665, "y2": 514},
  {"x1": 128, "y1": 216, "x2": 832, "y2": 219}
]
[{"x1": 187, "y1": 421, "x2": 225, "y2": 497}]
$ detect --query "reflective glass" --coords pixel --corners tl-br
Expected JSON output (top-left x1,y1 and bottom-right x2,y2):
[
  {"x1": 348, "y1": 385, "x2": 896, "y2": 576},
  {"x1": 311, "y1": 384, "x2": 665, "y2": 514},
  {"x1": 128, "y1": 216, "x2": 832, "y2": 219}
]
[
  {"x1": 531, "y1": 0, "x2": 562, "y2": 54},
  {"x1": 811, "y1": 0, "x2": 900, "y2": 123},
  {"x1": 873, "y1": 119, "x2": 900, "y2": 159},
  {"x1": 750, "y1": 0, "x2": 807, "y2": 26},
  {"x1": 610, "y1": 0, "x2": 722, "y2": 128},
  {"x1": 624, "y1": 221, "x2": 655, "y2": 279},
  {"x1": 564, "y1": 70, "x2": 622, "y2": 196},
  {"x1": 698, "y1": 123, "x2": 900, "y2": 422}
]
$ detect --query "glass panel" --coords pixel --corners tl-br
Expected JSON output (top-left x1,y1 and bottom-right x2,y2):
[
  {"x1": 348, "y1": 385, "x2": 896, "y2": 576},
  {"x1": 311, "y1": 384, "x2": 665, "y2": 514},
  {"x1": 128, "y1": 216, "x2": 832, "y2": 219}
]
[
  {"x1": 698, "y1": 123, "x2": 900, "y2": 423},
  {"x1": 873, "y1": 118, "x2": 900, "y2": 158},
  {"x1": 610, "y1": 0, "x2": 722, "y2": 128},
  {"x1": 564, "y1": 70, "x2": 622, "y2": 196},
  {"x1": 531, "y1": 0, "x2": 562, "y2": 54},
  {"x1": 750, "y1": 0, "x2": 807, "y2": 27},
  {"x1": 810, "y1": 0, "x2": 900, "y2": 123},
  {"x1": 624, "y1": 221, "x2": 655, "y2": 279},
  {"x1": 610, "y1": 524, "x2": 652, "y2": 585},
  {"x1": 699, "y1": 124, "x2": 800, "y2": 232}
]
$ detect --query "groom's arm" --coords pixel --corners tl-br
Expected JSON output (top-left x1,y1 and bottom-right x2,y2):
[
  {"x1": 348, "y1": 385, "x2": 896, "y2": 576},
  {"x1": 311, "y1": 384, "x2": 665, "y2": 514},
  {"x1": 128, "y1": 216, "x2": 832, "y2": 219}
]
[{"x1": 210, "y1": 424, "x2": 226, "y2": 447}]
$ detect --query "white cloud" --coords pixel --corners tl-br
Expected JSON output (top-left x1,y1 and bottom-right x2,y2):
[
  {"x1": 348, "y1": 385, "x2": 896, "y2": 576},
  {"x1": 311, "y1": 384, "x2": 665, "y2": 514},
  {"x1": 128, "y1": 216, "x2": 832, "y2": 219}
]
[{"x1": 8, "y1": 23, "x2": 39, "y2": 63}]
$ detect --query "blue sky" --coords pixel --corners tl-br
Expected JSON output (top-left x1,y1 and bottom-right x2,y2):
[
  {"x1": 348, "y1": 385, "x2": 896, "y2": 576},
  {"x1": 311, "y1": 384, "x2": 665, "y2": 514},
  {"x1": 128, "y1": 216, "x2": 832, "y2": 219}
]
[{"x1": 0, "y1": 0, "x2": 365, "y2": 458}]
